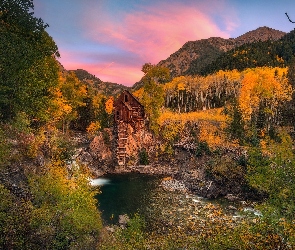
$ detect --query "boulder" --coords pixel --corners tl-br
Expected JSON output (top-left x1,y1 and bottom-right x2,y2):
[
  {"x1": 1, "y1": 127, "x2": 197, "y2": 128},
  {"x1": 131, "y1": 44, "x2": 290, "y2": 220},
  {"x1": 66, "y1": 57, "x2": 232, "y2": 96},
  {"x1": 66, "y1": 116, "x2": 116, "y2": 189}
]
[{"x1": 118, "y1": 214, "x2": 130, "y2": 228}]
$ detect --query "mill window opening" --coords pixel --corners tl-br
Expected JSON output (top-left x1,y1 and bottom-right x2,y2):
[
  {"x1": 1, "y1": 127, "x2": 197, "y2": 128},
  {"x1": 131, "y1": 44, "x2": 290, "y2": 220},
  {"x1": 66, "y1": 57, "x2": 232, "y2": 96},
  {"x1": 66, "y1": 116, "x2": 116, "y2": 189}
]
[{"x1": 125, "y1": 94, "x2": 128, "y2": 102}]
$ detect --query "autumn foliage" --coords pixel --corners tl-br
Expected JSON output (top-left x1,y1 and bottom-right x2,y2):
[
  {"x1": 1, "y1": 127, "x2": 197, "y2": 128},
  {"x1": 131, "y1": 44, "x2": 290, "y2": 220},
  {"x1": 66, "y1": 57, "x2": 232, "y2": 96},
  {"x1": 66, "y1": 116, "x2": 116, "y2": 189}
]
[{"x1": 1, "y1": 1, "x2": 295, "y2": 248}]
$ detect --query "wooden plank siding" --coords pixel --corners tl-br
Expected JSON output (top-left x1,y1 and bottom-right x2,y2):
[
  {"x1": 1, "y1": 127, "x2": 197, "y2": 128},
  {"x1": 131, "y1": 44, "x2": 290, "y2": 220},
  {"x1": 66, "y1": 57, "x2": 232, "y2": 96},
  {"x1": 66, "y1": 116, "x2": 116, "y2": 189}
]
[{"x1": 114, "y1": 90, "x2": 145, "y2": 124}]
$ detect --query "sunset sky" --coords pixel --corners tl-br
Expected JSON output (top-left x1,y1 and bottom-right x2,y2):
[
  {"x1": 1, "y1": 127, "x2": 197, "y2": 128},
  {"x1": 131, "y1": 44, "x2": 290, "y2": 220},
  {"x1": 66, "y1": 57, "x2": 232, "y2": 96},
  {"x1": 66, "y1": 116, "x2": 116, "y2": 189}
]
[{"x1": 34, "y1": 0, "x2": 295, "y2": 86}]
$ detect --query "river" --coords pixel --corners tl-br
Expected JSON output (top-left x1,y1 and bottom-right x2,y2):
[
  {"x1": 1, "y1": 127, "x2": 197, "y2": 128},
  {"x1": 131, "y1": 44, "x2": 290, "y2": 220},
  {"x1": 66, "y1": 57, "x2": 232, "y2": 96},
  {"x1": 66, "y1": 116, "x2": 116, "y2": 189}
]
[{"x1": 93, "y1": 173, "x2": 261, "y2": 233}]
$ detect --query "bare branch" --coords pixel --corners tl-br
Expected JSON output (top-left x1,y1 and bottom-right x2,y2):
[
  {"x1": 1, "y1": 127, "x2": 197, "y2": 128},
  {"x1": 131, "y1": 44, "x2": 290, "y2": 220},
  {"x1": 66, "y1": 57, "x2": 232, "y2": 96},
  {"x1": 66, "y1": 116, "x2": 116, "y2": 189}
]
[{"x1": 286, "y1": 12, "x2": 295, "y2": 23}]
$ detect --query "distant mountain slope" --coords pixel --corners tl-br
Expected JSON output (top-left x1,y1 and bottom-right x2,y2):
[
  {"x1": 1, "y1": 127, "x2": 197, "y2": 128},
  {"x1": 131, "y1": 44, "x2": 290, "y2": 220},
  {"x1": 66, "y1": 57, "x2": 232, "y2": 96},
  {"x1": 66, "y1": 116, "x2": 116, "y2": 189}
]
[
  {"x1": 201, "y1": 29, "x2": 295, "y2": 75},
  {"x1": 71, "y1": 69, "x2": 129, "y2": 96},
  {"x1": 157, "y1": 27, "x2": 286, "y2": 78},
  {"x1": 234, "y1": 26, "x2": 286, "y2": 46},
  {"x1": 158, "y1": 37, "x2": 235, "y2": 78},
  {"x1": 73, "y1": 69, "x2": 103, "y2": 86}
]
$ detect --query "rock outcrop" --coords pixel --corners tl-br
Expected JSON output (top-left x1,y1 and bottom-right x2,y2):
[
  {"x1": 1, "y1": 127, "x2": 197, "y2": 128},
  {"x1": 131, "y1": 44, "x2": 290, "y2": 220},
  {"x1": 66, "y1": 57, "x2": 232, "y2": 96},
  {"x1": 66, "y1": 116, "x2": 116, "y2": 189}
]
[{"x1": 83, "y1": 122, "x2": 264, "y2": 201}]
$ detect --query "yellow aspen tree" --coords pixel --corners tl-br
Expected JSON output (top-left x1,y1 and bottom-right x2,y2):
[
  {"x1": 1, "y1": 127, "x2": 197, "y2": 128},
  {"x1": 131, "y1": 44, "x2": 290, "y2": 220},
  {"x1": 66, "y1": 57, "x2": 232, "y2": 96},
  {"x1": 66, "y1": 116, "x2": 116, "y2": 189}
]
[
  {"x1": 132, "y1": 88, "x2": 144, "y2": 102},
  {"x1": 105, "y1": 96, "x2": 114, "y2": 115}
]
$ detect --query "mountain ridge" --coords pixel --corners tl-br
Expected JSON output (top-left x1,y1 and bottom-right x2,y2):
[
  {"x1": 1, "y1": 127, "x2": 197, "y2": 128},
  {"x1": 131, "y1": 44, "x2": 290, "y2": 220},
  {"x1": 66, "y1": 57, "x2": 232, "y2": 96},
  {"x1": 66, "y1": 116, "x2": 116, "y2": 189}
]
[
  {"x1": 157, "y1": 26, "x2": 286, "y2": 79},
  {"x1": 68, "y1": 69, "x2": 129, "y2": 96}
]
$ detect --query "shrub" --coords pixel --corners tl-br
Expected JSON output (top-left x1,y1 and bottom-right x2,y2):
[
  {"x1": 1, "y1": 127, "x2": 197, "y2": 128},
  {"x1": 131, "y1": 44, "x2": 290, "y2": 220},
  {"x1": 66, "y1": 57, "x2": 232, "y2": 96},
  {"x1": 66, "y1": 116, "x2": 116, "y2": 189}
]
[
  {"x1": 139, "y1": 149, "x2": 149, "y2": 165},
  {"x1": 195, "y1": 141, "x2": 211, "y2": 157}
]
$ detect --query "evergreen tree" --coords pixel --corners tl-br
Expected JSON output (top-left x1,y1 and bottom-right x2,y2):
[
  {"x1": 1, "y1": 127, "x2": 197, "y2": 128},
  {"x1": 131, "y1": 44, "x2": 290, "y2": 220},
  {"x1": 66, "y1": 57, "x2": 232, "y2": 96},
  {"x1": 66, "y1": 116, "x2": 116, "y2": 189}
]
[
  {"x1": 283, "y1": 59, "x2": 295, "y2": 127},
  {"x1": 224, "y1": 98, "x2": 245, "y2": 143}
]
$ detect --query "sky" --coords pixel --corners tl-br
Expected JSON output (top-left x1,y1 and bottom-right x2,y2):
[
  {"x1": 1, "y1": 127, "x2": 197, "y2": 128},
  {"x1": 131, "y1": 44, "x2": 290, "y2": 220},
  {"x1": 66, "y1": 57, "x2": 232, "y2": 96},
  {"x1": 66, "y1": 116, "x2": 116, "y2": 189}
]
[{"x1": 34, "y1": 0, "x2": 295, "y2": 86}]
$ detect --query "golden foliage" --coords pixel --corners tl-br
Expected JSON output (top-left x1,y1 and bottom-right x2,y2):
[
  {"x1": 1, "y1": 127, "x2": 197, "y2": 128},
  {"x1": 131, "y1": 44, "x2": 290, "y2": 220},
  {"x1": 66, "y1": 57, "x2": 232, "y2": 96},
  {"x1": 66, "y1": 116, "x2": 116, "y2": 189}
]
[
  {"x1": 48, "y1": 87, "x2": 72, "y2": 123},
  {"x1": 105, "y1": 96, "x2": 114, "y2": 114},
  {"x1": 158, "y1": 108, "x2": 226, "y2": 125},
  {"x1": 86, "y1": 121, "x2": 101, "y2": 136},
  {"x1": 198, "y1": 121, "x2": 226, "y2": 147},
  {"x1": 163, "y1": 67, "x2": 291, "y2": 120},
  {"x1": 159, "y1": 108, "x2": 227, "y2": 147},
  {"x1": 132, "y1": 87, "x2": 144, "y2": 101},
  {"x1": 239, "y1": 67, "x2": 292, "y2": 121}
]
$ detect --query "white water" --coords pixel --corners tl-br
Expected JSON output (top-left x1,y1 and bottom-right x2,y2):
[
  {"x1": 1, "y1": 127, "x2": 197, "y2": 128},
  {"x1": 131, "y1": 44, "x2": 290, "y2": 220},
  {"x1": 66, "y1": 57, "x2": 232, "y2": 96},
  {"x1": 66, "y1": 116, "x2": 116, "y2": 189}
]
[
  {"x1": 90, "y1": 178, "x2": 111, "y2": 186},
  {"x1": 243, "y1": 207, "x2": 262, "y2": 217}
]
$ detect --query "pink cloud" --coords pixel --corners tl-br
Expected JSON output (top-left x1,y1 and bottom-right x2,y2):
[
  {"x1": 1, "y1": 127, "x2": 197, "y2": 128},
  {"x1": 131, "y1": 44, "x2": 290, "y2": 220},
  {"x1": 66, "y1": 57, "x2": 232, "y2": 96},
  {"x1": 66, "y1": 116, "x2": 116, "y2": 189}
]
[
  {"x1": 58, "y1": 0, "x2": 239, "y2": 86},
  {"x1": 59, "y1": 55, "x2": 143, "y2": 86},
  {"x1": 89, "y1": 63, "x2": 144, "y2": 86},
  {"x1": 84, "y1": 2, "x2": 236, "y2": 63}
]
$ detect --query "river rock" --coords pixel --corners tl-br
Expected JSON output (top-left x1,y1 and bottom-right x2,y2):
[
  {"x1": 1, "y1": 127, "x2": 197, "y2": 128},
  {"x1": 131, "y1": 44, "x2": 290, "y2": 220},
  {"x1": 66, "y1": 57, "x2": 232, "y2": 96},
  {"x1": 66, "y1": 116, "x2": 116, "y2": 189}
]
[
  {"x1": 160, "y1": 178, "x2": 188, "y2": 192},
  {"x1": 105, "y1": 226, "x2": 115, "y2": 233},
  {"x1": 76, "y1": 150, "x2": 93, "y2": 163},
  {"x1": 225, "y1": 193, "x2": 240, "y2": 201},
  {"x1": 228, "y1": 205, "x2": 238, "y2": 211},
  {"x1": 118, "y1": 214, "x2": 130, "y2": 228}
]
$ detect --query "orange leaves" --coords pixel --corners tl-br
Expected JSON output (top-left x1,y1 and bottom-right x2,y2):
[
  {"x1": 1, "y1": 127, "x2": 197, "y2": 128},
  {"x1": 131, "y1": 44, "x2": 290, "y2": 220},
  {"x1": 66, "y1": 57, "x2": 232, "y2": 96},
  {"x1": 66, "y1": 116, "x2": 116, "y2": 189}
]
[
  {"x1": 239, "y1": 70, "x2": 259, "y2": 120},
  {"x1": 132, "y1": 87, "x2": 144, "y2": 101},
  {"x1": 105, "y1": 96, "x2": 114, "y2": 115},
  {"x1": 86, "y1": 121, "x2": 101, "y2": 136},
  {"x1": 177, "y1": 82, "x2": 185, "y2": 91},
  {"x1": 48, "y1": 87, "x2": 72, "y2": 123},
  {"x1": 163, "y1": 67, "x2": 291, "y2": 120},
  {"x1": 158, "y1": 108, "x2": 226, "y2": 125},
  {"x1": 198, "y1": 121, "x2": 225, "y2": 147},
  {"x1": 239, "y1": 67, "x2": 292, "y2": 121},
  {"x1": 164, "y1": 76, "x2": 191, "y2": 93}
]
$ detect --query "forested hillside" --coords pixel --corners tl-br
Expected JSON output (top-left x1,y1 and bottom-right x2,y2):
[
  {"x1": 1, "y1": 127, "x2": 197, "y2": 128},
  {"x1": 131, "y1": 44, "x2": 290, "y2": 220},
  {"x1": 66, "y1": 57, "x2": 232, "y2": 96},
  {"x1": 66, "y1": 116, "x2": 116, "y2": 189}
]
[
  {"x1": 72, "y1": 69, "x2": 129, "y2": 96},
  {"x1": 158, "y1": 26, "x2": 285, "y2": 78},
  {"x1": 201, "y1": 29, "x2": 295, "y2": 75}
]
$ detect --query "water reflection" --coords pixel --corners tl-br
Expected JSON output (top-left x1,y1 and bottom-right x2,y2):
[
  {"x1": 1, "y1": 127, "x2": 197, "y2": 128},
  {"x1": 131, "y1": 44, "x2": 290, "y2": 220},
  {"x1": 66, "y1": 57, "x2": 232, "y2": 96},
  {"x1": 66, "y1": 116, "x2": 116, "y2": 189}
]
[{"x1": 96, "y1": 173, "x2": 159, "y2": 225}]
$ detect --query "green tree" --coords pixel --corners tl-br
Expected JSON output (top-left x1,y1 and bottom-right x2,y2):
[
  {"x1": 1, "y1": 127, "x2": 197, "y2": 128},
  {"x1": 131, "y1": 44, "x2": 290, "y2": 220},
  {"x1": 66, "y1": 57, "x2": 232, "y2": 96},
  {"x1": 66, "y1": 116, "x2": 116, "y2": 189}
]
[
  {"x1": 59, "y1": 72, "x2": 87, "y2": 132},
  {"x1": 0, "y1": 0, "x2": 59, "y2": 123},
  {"x1": 28, "y1": 163, "x2": 102, "y2": 249},
  {"x1": 141, "y1": 63, "x2": 170, "y2": 133},
  {"x1": 247, "y1": 131, "x2": 295, "y2": 219},
  {"x1": 139, "y1": 148, "x2": 149, "y2": 165},
  {"x1": 0, "y1": 184, "x2": 32, "y2": 250},
  {"x1": 224, "y1": 98, "x2": 245, "y2": 144}
]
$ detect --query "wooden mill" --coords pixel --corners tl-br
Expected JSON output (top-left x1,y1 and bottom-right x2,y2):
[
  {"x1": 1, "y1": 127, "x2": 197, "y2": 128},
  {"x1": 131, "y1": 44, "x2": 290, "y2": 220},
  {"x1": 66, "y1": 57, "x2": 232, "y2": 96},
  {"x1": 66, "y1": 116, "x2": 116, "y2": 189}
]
[{"x1": 113, "y1": 90, "x2": 145, "y2": 165}]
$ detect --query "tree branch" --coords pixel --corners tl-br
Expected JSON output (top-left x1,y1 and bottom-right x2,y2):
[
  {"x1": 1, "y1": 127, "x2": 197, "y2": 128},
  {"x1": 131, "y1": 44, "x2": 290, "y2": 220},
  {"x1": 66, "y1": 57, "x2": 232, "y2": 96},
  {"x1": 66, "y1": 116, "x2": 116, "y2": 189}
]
[{"x1": 286, "y1": 12, "x2": 295, "y2": 23}]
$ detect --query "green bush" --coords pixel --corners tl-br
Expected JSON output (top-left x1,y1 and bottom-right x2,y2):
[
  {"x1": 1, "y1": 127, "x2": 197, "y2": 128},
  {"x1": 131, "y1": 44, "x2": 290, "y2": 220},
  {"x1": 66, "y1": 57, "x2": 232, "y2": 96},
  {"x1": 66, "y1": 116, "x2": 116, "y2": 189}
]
[
  {"x1": 98, "y1": 214, "x2": 146, "y2": 250},
  {"x1": 139, "y1": 149, "x2": 149, "y2": 165},
  {"x1": 195, "y1": 141, "x2": 211, "y2": 157},
  {"x1": 0, "y1": 185, "x2": 32, "y2": 250}
]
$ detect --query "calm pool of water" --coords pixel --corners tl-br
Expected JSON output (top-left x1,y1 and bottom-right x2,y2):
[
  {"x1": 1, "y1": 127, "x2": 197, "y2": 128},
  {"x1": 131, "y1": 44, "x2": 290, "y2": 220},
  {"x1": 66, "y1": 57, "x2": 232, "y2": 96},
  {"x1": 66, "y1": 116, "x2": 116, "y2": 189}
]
[{"x1": 95, "y1": 173, "x2": 160, "y2": 224}]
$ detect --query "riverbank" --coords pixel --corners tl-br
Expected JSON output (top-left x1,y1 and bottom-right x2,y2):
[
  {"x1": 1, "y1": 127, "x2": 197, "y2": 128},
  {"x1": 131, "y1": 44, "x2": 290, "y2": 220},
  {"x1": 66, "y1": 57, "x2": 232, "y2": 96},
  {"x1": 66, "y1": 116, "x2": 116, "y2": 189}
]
[
  {"x1": 72, "y1": 130, "x2": 264, "y2": 203},
  {"x1": 96, "y1": 172, "x2": 263, "y2": 250}
]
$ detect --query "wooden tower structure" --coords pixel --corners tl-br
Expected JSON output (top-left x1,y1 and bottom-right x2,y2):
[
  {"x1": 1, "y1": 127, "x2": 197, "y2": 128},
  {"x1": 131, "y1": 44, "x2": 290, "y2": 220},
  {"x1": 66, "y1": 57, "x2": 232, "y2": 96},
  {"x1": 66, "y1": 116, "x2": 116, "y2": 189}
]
[{"x1": 114, "y1": 90, "x2": 145, "y2": 165}]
